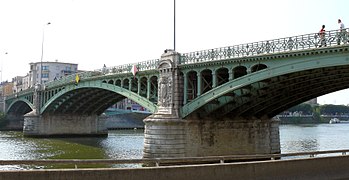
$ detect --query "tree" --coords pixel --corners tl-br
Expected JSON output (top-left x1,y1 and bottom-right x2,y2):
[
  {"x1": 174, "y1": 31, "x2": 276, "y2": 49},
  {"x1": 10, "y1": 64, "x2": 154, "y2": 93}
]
[
  {"x1": 320, "y1": 104, "x2": 349, "y2": 115},
  {"x1": 287, "y1": 103, "x2": 313, "y2": 115}
]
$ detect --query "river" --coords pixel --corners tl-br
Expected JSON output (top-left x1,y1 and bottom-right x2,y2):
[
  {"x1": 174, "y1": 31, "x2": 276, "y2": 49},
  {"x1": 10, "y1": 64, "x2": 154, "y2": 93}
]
[{"x1": 1, "y1": 123, "x2": 349, "y2": 169}]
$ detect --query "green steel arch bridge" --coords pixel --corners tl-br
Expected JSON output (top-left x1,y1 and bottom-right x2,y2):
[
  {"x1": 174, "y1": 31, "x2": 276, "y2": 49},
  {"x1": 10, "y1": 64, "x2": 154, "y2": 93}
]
[{"x1": 4, "y1": 28, "x2": 349, "y2": 158}]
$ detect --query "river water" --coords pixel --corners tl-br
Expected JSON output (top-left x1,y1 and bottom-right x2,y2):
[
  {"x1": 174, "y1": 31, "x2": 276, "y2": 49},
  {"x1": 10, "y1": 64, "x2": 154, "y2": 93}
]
[{"x1": 1, "y1": 124, "x2": 349, "y2": 169}]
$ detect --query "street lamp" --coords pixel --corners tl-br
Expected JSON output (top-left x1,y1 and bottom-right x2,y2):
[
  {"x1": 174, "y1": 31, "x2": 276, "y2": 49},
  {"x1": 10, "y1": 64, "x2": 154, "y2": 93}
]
[
  {"x1": 174, "y1": 0, "x2": 176, "y2": 51},
  {"x1": 0, "y1": 52, "x2": 7, "y2": 83},
  {"x1": 40, "y1": 22, "x2": 51, "y2": 85}
]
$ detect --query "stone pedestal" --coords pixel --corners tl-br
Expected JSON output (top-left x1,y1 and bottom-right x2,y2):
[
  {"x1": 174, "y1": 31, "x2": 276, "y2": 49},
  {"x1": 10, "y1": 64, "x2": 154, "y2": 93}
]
[
  {"x1": 143, "y1": 49, "x2": 280, "y2": 158},
  {"x1": 144, "y1": 116, "x2": 280, "y2": 158},
  {"x1": 143, "y1": 114, "x2": 186, "y2": 158},
  {"x1": 23, "y1": 111, "x2": 107, "y2": 137},
  {"x1": 184, "y1": 117, "x2": 280, "y2": 156}
]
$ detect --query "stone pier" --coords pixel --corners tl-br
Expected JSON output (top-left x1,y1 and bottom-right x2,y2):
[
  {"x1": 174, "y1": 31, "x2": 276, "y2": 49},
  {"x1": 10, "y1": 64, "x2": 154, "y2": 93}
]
[
  {"x1": 23, "y1": 112, "x2": 107, "y2": 137},
  {"x1": 184, "y1": 118, "x2": 280, "y2": 156},
  {"x1": 2, "y1": 114, "x2": 24, "y2": 130},
  {"x1": 144, "y1": 116, "x2": 280, "y2": 158},
  {"x1": 143, "y1": 50, "x2": 280, "y2": 158}
]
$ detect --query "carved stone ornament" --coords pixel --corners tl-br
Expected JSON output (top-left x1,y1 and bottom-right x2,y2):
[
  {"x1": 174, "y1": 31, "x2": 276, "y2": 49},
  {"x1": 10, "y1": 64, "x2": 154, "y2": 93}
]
[{"x1": 158, "y1": 75, "x2": 172, "y2": 107}]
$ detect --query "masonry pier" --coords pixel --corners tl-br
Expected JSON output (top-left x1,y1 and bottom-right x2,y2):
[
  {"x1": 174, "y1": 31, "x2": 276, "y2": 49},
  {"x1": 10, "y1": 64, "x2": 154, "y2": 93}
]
[
  {"x1": 143, "y1": 50, "x2": 281, "y2": 158},
  {"x1": 23, "y1": 112, "x2": 107, "y2": 137},
  {"x1": 144, "y1": 116, "x2": 280, "y2": 158}
]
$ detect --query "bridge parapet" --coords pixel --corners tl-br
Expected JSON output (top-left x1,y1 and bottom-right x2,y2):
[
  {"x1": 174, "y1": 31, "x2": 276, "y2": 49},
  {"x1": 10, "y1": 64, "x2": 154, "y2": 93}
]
[
  {"x1": 6, "y1": 87, "x2": 34, "y2": 100},
  {"x1": 94, "y1": 59, "x2": 160, "y2": 75},
  {"x1": 41, "y1": 59, "x2": 161, "y2": 90},
  {"x1": 181, "y1": 28, "x2": 349, "y2": 64},
  {"x1": 44, "y1": 71, "x2": 102, "y2": 88}
]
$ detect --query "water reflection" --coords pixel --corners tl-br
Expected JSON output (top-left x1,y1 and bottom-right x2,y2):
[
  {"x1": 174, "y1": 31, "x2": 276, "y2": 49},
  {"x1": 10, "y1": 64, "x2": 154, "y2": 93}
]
[
  {"x1": 0, "y1": 129, "x2": 144, "y2": 161},
  {"x1": 101, "y1": 129, "x2": 144, "y2": 159},
  {"x1": 280, "y1": 124, "x2": 349, "y2": 153},
  {"x1": 1, "y1": 124, "x2": 349, "y2": 169}
]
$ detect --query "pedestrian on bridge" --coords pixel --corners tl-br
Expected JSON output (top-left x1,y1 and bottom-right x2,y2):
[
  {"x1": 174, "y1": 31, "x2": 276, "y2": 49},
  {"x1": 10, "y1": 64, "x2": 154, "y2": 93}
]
[
  {"x1": 318, "y1": 25, "x2": 326, "y2": 47},
  {"x1": 337, "y1": 19, "x2": 347, "y2": 45}
]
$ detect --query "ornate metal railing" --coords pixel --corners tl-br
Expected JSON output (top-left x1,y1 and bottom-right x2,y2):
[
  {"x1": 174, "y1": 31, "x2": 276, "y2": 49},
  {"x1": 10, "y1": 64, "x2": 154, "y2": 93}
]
[
  {"x1": 94, "y1": 59, "x2": 160, "y2": 75},
  {"x1": 181, "y1": 28, "x2": 349, "y2": 64},
  {"x1": 43, "y1": 59, "x2": 159, "y2": 89},
  {"x1": 44, "y1": 71, "x2": 102, "y2": 88},
  {"x1": 6, "y1": 87, "x2": 34, "y2": 99},
  {"x1": 5, "y1": 28, "x2": 349, "y2": 99}
]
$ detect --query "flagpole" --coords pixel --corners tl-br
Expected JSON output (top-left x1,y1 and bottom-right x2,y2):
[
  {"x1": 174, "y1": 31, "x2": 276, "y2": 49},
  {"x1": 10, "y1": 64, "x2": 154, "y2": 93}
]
[{"x1": 174, "y1": 0, "x2": 176, "y2": 51}]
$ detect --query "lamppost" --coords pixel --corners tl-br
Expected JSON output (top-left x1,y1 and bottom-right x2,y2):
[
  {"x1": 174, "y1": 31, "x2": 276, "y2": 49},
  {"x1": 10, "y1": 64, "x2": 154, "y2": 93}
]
[
  {"x1": 0, "y1": 52, "x2": 7, "y2": 83},
  {"x1": 40, "y1": 22, "x2": 51, "y2": 85},
  {"x1": 174, "y1": 0, "x2": 176, "y2": 51}
]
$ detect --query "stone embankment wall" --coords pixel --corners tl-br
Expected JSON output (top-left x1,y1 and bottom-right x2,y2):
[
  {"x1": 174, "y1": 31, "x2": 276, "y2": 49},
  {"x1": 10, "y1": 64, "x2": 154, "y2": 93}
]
[
  {"x1": 105, "y1": 112, "x2": 148, "y2": 129},
  {"x1": 1, "y1": 155, "x2": 349, "y2": 180}
]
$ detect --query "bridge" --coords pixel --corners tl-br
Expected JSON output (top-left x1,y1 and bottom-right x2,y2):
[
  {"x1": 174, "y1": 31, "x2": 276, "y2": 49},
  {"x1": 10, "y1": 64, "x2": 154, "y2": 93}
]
[{"x1": 3, "y1": 28, "x2": 349, "y2": 158}]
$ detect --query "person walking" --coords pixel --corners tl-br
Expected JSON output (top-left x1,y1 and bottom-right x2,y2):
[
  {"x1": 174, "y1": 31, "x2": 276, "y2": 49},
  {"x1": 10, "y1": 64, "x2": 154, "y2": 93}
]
[
  {"x1": 318, "y1": 25, "x2": 326, "y2": 47},
  {"x1": 339, "y1": 19, "x2": 345, "y2": 30},
  {"x1": 337, "y1": 19, "x2": 346, "y2": 45}
]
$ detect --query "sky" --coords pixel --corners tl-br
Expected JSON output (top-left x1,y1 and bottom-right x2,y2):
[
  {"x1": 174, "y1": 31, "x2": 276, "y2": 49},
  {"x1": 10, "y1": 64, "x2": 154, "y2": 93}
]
[{"x1": 0, "y1": 0, "x2": 348, "y2": 105}]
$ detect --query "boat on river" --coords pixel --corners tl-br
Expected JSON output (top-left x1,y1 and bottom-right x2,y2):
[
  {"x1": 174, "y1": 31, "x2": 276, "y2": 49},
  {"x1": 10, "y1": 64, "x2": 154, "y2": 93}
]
[{"x1": 329, "y1": 118, "x2": 340, "y2": 124}]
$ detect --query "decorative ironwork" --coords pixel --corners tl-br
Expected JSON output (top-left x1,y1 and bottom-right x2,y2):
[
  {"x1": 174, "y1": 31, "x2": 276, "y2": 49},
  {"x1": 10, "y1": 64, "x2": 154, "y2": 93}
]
[
  {"x1": 6, "y1": 87, "x2": 34, "y2": 100},
  {"x1": 43, "y1": 59, "x2": 159, "y2": 88},
  {"x1": 45, "y1": 71, "x2": 101, "y2": 88},
  {"x1": 94, "y1": 59, "x2": 160, "y2": 75},
  {"x1": 7, "y1": 28, "x2": 349, "y2": 98},
  {"x1": 181, "y1": 28, "x2": 349, "y2": 64}
]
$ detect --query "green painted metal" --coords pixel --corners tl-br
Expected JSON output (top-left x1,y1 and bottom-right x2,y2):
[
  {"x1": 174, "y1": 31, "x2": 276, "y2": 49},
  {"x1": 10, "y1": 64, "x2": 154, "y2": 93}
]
[
  {"x1": 6, "y1": 97, "x2": 34, "y2": 114},
  {"x1": 4, "y1": 30, "x2": 349, "y2": 118},
  {"x1": 181, "y1": 46, "x2": 349, "y2": 118},
  {"x1": 40, "y1": 80, "x2": 158, "y2": 114}
]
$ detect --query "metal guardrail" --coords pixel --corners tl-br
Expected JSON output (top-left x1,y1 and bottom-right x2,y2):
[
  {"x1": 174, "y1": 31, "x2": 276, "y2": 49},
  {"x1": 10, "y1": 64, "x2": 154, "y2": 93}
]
[
  {"x1": 0, "y1": 149, "x2": 348, "y2": 169},
  {"x1": 5, "y1": 28, "x2": 349, "y2": 97},
  {"x1": 6, "y1": 87, "x2": 34, "y2": 99},
  {"x1": 91, "y1": 28, "x2": 349, "y2": 73},
  {"x1": 181, "y1": 28, "x2": 349, "y2": 64},
  {"x1": 43, "y1": 59, "x2": 159, "y2": 88},
  {"x1": 44, "y1": 71, "x2": 102, "y2": 88},
  {"x1": 94, "y1": 59, "x2": 160, "y2": 75}
]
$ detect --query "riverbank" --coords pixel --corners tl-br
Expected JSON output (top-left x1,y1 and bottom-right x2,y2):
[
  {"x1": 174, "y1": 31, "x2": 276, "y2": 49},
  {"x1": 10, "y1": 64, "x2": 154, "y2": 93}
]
[
  {"x1": 278, "y1": 116, "x2": 349, "y2": 124},
  {"x1": 1, "y1": 155, "x2": 349, "y2": 180}
]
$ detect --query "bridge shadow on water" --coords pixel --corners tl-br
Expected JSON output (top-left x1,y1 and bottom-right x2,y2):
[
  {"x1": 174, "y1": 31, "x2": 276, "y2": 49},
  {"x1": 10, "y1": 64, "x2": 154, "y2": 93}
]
[{"x1": 18, "y1": 129, "x2": 144, "y2": 169}]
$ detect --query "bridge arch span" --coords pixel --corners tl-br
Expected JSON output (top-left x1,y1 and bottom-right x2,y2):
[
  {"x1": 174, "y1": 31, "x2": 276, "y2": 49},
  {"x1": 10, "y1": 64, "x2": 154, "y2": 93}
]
[
  {"x1": 40, "y1": 81, "x2": 157, "y2": 115},
  {"x1": 6, "y1": 99, "x2": 34, "y2": 115},
  {"x1": 181, "y1": 51, "x2": 349, "y2": 119}
]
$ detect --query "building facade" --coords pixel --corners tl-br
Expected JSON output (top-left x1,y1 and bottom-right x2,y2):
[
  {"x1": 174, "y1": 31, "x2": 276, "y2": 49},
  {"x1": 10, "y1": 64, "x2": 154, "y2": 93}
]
[
  {"x1": 12, "y1": 76, "x2": 24, "y2": 93},
  {"x1": 5, "y1": 61, "x2": 79, "y2": 93},
  {"x1": 29, "y1": 61, "x2": 78, "y2": 85},
  {"x1": 2, "y1": 82, "x2": 14, "y2": 96}
]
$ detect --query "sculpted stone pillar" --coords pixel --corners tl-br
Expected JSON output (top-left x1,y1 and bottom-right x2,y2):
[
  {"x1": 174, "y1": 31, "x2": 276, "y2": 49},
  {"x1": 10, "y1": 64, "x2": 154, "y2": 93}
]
[
  {"x1": 143, "y1": 50, "x2": 281, "y2": 159},
  {"x1": 143, "y1": 49, "x2": 186, "y2": 158}
]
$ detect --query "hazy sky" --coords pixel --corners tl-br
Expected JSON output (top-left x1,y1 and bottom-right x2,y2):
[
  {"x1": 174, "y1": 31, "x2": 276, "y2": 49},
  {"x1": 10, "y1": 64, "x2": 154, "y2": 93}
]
[{"x1": 0, "y1": 0, "x2": 348, "y2": 105}]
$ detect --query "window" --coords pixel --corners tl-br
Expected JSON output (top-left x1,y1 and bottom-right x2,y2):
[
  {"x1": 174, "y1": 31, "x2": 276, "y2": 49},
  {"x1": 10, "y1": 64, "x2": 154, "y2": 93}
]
[
  {"x1": 42, "y1": 66, "x2": 49, "y2": 70},
  {"x1": 41, "y1": 73, "x2": 49, "y2": 78}
]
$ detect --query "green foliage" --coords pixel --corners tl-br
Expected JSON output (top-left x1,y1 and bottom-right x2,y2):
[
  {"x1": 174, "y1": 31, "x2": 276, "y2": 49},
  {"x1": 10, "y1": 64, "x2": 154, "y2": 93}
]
[
  {"x1": 319, "y1": 104, "x2": 349, "y2": 115},
  {"x1": 284, "y1": 103, "x2": 349, "y2": 122},
  {"x1": 312, "y1": 106, "x2": 322, "y2": 122},
  {"x1": 287, "y1": 103, "x2": 313, "y2": 114}
]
